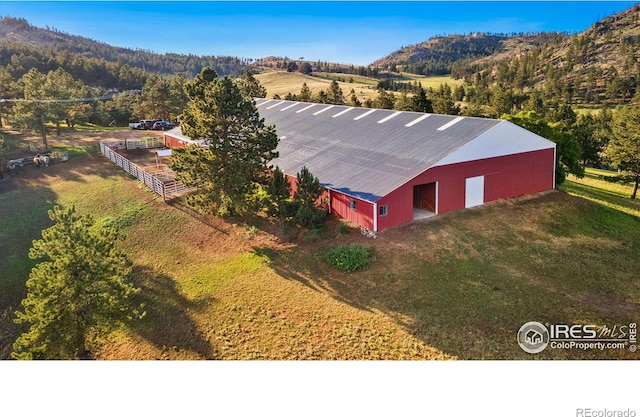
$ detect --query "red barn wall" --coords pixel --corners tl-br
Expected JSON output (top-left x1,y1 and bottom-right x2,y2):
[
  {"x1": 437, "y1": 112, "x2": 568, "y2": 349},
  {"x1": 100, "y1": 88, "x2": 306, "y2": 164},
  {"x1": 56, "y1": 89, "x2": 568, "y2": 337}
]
[
  {"x1": 329, "y1": 192, "x2": 374, "y2": 230},
  {"x1": 164, "y1": 134, "x2": 188, "y2": 148},
  {"x1": 165, "y1": 132, "x2": 553, "y2": 231},
  {"x1": 377, "y1": 148, "x2": 555, "y2": 230},
  {"x1": 284, "y1": 174, "x2": 374, "y2": 229}
]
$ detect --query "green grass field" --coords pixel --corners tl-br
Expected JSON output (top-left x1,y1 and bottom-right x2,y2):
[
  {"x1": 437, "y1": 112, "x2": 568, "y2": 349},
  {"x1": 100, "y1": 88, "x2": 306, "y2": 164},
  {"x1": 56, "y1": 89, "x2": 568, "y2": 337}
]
[
  {"x1": 255, "y1": 70, "x2": 462, "y2": 103},
  {"x1": 560, "y1": 167, "x2": 640, "y2": 218},
  {"x1": 1, "y1": 134, "x2": 638, "y2": 360}
]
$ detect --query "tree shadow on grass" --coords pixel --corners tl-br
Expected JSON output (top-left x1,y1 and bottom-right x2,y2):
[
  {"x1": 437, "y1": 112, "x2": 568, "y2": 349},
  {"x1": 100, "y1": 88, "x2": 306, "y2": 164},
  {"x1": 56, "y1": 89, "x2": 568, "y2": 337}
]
[
  {"x1": 127, "y1": 265, "x2": 219, "y2": 359},
  {"x1": 562, "y1": 182, "x2": 640, "y2": 214},
  {"x1": 251, "y1": 196, "x2": 640, "y2": 360},
  {"x1": 167, "y1": 200, "x2": 230, "y2": 236},
  {"x1": 252, "y1": 245, "x2": 376, "y2": 314}
]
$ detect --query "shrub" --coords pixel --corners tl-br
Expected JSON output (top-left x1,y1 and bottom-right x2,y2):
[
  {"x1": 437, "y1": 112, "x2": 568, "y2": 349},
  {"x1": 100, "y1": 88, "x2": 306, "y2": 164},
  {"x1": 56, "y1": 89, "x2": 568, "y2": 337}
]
[
  {"x1": 324, "y1": 244, "x2": 372, "y2": 272},
  {"x1": 335, "y1": 222, "x2": 350, "y2": 235},
  {"x1": 246, "y1": 225, "x2": 259, "y2": 238}
]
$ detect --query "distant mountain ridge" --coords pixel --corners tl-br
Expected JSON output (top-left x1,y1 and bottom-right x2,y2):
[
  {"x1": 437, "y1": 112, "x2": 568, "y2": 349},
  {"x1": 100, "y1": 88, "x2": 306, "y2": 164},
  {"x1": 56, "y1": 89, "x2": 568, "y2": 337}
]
[
  {"x1": 372, "y1": 32, "x2": 567, "y2": 75},
  {"x1": 0, "y1": 16, "x2": 248, "y2": 78},
  {"x1": 374, "y1": 4, "x2": 639, "y2": 85},
  {"x1": 1, "y1": 3, "x2": 639, "y2": 101}
]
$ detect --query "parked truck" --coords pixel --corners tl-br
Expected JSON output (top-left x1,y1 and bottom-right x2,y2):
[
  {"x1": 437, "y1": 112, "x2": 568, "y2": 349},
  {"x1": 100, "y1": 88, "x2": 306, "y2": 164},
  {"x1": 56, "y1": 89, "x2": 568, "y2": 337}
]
[{"x1": 129, "y1": 119, "x2": 161, "y2": 130}]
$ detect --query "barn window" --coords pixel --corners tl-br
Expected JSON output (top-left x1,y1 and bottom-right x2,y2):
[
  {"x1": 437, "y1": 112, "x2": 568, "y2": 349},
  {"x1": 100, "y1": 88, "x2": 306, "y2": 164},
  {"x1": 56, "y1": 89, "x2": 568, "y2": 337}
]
[
  {"x1": 379, "y1": 205, "x2": 388, "y2": 217},
  {"x1": 350, "y1": 199, "x2": 357, "y2": 210}
]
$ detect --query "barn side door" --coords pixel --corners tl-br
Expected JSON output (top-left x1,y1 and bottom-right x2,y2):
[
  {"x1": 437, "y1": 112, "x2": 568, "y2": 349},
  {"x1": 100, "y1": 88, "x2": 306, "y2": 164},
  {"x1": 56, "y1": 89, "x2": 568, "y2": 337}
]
[
  {"x1": 413, "y1": 182, "x2": 437, "y2": 212},
  {"x1": 465, "y1": 175, "x2": 485, "y2": 208}
]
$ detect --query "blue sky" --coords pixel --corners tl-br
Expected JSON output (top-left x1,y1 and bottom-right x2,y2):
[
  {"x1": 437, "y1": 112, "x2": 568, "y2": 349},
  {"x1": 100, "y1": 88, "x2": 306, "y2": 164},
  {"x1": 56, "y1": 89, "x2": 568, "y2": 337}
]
[{"x1": 0, "y1": 1, "x2": 636, "y2": 65}]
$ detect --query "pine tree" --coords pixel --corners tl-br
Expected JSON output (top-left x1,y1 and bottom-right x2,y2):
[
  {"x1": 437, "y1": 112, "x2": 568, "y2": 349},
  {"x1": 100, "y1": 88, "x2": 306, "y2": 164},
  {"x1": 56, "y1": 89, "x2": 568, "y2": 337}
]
[
  {"x1": 607, "y1": 106, "x2": 640, "y2": 199},
  {"x1": 13, "y1": 206, "x2": 144, "y2": 359},
  {"x1": 348, "y1": 89, "x2": 362, "y2": 107},
  {"x1": 374, "y1": 88, "x2": 395, "y2": 109},
  {"x1": 267, "y1": 166, "x2": 293, "y2": 225},
  {"x1": 135, "y1": 74, "x2": 170, "y2": 120},
  {"x1": 315, "y1": 90, "x2": 329, "y2": 104},
  {"x1": 411, "y1": 87, "x2": 433, "y2": 113},
  {"x1": 394, "y1": 90, "x2": 414, "y2": 111},
  {"x1": 327, "y1": 80, "x2": 345, "y2": 105},
  {"x1": 299, "y1": 83, "x2": 312, "y2": 102},
  {"x1": 574, "y1": 113, "x2": 605, "y2": 167},
  {"x1": 237, "y1": 69, "x2": 267, "y2": 99},
  {"x1": 293, "y1": 166, "x2": 326, "y2": 228},
  {"x1": 429, "y1": 84, "x2": 460, "y2": 115},
  {"x1": 171, "y1": 68, "x2": 279, "y2": 215}
]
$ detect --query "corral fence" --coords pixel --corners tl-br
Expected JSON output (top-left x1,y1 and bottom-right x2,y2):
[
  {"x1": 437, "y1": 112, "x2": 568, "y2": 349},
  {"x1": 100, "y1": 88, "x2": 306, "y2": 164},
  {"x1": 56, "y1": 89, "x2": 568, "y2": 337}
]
[
  {"x1": 99, "y1": 141, "x2": 194, "y2": 201},
  {"x1": 102, "y1": 136, "x2": 165, "y2": 151}
]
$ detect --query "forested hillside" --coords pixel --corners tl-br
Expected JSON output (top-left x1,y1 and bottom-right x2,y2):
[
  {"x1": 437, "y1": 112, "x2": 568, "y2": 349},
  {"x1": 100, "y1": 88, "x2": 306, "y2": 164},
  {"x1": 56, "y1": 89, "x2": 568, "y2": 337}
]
[
  {"x1": 372, "y1": 32, "x2": 567, "y2": 76},
  {"x1": 0, "y1": 16, "x2": 248, "y2": 86},
  {"x1": 1, "y1": 7, "x2": 640, "y2": 192},
  {"x1": 375, "y1": 4, "x2": 640, "y2": 106}
]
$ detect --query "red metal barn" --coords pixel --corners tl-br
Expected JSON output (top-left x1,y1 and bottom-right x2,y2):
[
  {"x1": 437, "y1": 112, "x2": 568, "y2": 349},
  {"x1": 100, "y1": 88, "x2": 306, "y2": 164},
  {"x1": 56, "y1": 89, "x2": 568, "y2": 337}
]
[
  {"x1": 165, "y1": 99, "x2": 556, "y2": 231},
  {"x1": 163, "y1": 128, "x2": 209, "y2": 148}
]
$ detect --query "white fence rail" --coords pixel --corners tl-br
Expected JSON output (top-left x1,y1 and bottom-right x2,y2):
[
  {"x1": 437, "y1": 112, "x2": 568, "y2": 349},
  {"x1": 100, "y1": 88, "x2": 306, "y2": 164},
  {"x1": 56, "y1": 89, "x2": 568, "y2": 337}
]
[
  {"x1": 99, "y1": 142, "x2": 193, "y2": 201},
  {"x1": 126, "y1": 136, "x2": 164, "y2": 150}
]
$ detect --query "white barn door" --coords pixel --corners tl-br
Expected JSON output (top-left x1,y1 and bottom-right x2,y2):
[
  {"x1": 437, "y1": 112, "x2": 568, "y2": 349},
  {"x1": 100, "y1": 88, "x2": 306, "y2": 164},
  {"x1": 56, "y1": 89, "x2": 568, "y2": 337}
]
[{"x1": 465, "y1": 176, "x2": 484, "y2": 208}]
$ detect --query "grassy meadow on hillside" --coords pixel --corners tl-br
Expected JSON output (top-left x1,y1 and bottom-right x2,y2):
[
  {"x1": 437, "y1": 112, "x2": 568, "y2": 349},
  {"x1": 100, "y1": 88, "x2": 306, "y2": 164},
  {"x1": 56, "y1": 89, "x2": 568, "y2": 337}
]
[
  {"x1": 0, "y1": 129, "x2": 638, "y2": 360},
  {"x1": 255, "y1": 70, "x2": 461, "y2": 103}
]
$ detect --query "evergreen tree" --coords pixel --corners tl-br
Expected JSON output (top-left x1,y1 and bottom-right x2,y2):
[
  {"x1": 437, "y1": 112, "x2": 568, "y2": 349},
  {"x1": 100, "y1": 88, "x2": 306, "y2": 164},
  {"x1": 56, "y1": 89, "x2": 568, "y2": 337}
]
[
  {"x1": 293, "y1": 166, "x2": 326, "y2": 228},
  {"x1": 606, "y1": 106, "x2": 640, "y2": 199},
  {"x1": 267, "y1": 166, "x2": 293, "y2": 225},
  {"x1": 299, "y1": 83, "x2": 312, "y2": 102},
  {"x1": 12, "y1": 68, "x2": 87, "y2": 146},
  {"x1": 429, "y1": 84, "x2": 460, "y2": 115},
  {"x1": 549, "y1": 103, "x2": 577, "y2": 132},
  {"x1": 299, "y1": 62, "x2": 313, "y2": 75},
  {"x1": 411, "y1": 87, "x2": 433, "y2": 113},
  {"x1": 453, "y1": 85, "x2": 466, "y2": 102},
  {"x1": 327, "y1": 80, "x2": 345, "y2": 105},
  {"x1": 237, "y1": 69, "x2": 267, "y2": 99},
  {"x1": 170, "y1": 67, "x2": 279, "y2": 216},
  {"x1": 12, "y1": 206, "x2": 144, "y2": 359},
  {"x1": 573, "y1": 113, "x2": 602, "y2": 167},
  {"x1": 374, "y1": 88, "x2": 395, "y2": 109},
  {"x1": 11, "y1": 69, "x2": 47, "y2": 145},
  {"x1": 96, "y1": 90, "x2": 137, "y2": 126},
  {"x1": 394, "y1": 90, "x2": 414, "y2": 111},
  {"x1": 286, "y1": 61, "x2": 299, "y2": 72},
  {"x1": 348, "y1": 89, "x2": 362, "y2": 107},
  {"x1": 135, "y1": 74, "x2": 171, "y2": 120},
  {"x1": 315, "y1": 90, "x2": 329, "y2": 104},
  {"x1": 0, "y1": 66, "x2": 17, "y2": 127},
  {"x1": 168, "y1": 73, "x2": 188, "y2": 121},
  {"x1": 490, "y1": 85, "x2": 515, "y2": 116}
]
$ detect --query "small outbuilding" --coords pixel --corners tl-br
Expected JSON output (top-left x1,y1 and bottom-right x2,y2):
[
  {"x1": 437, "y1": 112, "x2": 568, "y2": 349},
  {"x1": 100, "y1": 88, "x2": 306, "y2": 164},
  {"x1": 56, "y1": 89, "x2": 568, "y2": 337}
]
[{"x1": 164, "y1": 99, "x2": 556, "y2": 231}]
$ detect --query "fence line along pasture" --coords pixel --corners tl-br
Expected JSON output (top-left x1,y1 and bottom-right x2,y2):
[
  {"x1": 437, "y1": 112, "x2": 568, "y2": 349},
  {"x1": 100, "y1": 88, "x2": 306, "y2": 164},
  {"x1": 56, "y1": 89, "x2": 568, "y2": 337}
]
[{"x1": 99, "y1": 141, "x2": 193, "y2": 201}]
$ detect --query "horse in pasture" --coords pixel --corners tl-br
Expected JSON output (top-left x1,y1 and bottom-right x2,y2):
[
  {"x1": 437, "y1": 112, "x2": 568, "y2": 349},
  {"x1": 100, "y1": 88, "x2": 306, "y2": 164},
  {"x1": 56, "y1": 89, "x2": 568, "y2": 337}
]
[
  {"x1": 8, "y1": 158, "x2": 25, "y2": 170},
  {"x1": 33, "y1": 154, "x2": 50, "y2": 168}
]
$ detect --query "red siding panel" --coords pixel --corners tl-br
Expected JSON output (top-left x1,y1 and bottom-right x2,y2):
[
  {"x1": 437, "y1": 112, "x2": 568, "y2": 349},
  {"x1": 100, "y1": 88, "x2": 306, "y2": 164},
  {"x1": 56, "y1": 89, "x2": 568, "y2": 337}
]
[
  {"x1": 164, "y1": 134, "x2": 188, "y2": 148},
  {"x1": 330, "y1": 192, "x2": 374, "y2": 230},
  {"x1": 164, "y1": 133, "x2": 553, "y2": 232},
  {"x1": 377, "y1": 149, "x2": 555, "y2": 230}
]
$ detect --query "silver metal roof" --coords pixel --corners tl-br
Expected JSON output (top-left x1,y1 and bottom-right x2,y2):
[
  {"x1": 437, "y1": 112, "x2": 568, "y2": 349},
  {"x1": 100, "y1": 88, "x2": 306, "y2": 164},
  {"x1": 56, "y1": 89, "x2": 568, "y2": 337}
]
[
  {"x1": 169, "y1": 99, "x2": 548, "y2": 203},
  {"x1": 255, "y1": 99, "x2": 501, "y2": 202}
]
